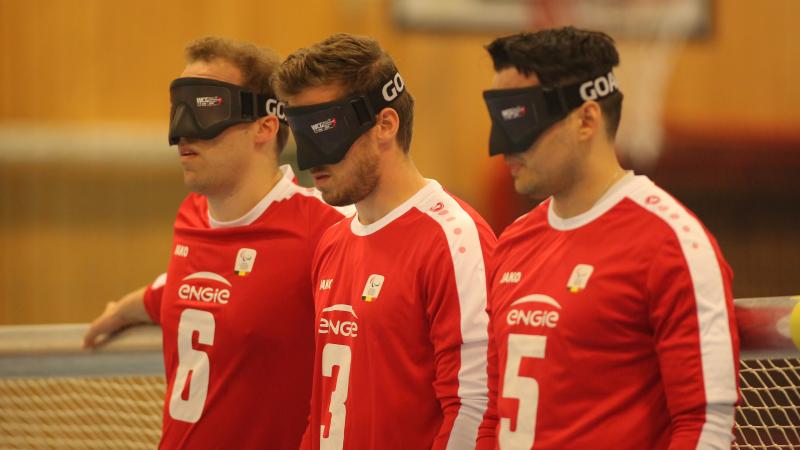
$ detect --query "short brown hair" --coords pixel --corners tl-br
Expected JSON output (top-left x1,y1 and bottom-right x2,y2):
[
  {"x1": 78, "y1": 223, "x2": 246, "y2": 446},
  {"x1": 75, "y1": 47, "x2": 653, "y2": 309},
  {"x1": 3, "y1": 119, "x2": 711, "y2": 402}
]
[
  {"x1": 185, "y1": 36, "x2": 289, "y2": 152},
  {"x1": 275, "y1": 33, "x2": 414, "y2": 152},
  {"x1": 487, "y1": 27, "x2": 623, "y2": 139}
]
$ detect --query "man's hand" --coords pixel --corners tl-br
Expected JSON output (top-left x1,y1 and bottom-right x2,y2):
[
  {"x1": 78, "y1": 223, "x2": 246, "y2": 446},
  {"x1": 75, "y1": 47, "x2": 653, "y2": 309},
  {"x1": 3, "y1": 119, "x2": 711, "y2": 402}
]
[{"x1": 83, "y1": 286, "x2": 153, "y2": 349}]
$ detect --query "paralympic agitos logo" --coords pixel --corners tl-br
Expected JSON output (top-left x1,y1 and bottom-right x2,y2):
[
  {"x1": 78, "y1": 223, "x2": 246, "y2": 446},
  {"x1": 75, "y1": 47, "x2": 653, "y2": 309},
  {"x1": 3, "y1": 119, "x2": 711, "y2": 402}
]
[{"x1": 178, "y1": 271, "x2": 231, "y2": 304}]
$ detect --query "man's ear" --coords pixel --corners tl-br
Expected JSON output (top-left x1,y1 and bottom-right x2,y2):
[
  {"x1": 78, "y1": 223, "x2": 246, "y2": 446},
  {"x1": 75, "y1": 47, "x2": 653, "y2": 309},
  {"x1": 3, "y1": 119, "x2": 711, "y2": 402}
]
[
  {"x1": 254, "y1": 115, "x2": 279, "y2": 146},
  {"x1": 575, "y1": 101, "x2": 602, "y2": 142},
  {"x1": 375, "y1": 107, "x2": 400, "y2": 146}
]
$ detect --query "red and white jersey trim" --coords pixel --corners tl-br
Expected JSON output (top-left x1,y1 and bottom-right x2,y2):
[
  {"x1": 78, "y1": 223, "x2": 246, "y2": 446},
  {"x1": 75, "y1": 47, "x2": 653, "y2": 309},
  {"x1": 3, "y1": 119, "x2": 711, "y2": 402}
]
[
  {"x1": 419, "y1": 185, "x2": 490, "y2": 449},
  {"x1": 547, "y1": 173, "x2": 737, "y2": 447},
  {"x1": 627, "y1": 176, "x2": 737, "y2": 447},
  {"x1": 350, "y1": 179, "x2": 490, "y2": 447}
]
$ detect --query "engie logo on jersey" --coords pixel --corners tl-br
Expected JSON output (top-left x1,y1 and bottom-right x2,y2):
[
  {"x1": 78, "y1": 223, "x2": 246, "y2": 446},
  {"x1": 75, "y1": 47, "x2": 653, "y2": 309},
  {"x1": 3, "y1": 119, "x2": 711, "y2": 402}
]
[
  {"x1": 235, "y1": 248, "x2": 257, "y2": 276},
  {"x1": 178, "y1": 272, "x2": 232, "y2": 304},
  {"x1": 319, "y1": 304, "x2": 359, "y2": 337},
  {"x1": 567, "y1": 264, "x2": 594, "y2": 293},
  {"x1": 506, "y1": 294, "x2": 561, "y2": 329},
  {"x1": 361, "y1": 274, "x2": 384, "y2": 302}
]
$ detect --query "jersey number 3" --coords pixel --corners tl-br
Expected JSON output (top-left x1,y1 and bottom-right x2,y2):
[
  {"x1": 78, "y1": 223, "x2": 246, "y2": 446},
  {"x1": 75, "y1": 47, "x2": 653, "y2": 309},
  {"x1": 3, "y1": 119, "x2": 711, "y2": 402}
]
[
  {"x1": 499, "y1": 334, "x2": 546, "y2": 449},
  {"x1": 321, "y1": 343, "x2": 352, "y2": 450},
  {"x1": 168, "y1": 309, "x2": 215, "y2": 423}
]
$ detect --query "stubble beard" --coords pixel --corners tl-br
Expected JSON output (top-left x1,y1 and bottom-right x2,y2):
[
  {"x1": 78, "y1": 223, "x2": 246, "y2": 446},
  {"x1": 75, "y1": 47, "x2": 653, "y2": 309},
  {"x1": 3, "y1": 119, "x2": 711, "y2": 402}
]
[{"x1": 320, "y1": 147, "x2": 380, "y2": 207}]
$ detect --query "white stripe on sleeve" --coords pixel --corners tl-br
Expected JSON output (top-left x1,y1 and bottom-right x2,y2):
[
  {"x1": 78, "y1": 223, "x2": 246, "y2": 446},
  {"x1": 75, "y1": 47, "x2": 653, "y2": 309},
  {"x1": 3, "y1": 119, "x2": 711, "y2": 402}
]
[
  {"x1": 630, "y1": 181, "x2": 737, "y2": 449},
  {"x1": 419, "y1": 186, "x2": 490, "y2": 450}
]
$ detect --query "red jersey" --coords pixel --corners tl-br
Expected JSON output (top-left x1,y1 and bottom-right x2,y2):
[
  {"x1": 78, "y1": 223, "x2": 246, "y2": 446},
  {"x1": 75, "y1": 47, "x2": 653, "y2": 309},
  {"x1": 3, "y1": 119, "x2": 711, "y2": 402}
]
[
  {"x1": 304, "y1": 180, "x2": 497, "y2": 450},
  {"x1": 482, "y1": 174, "x2": 739, "y2": 450},
  {"x1": 143, "y1": 166, "x2": 350, "y2": 449}
]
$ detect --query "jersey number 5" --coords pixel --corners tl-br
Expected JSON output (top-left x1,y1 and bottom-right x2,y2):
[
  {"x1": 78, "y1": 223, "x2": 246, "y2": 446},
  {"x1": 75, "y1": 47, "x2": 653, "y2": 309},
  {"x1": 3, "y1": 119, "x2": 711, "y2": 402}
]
[
  {"x1": 321, "y1": 343, "x2": 352, "y2": 450},
  {"x1": 168, "y1": 309, "x2": 215, "y2": 423},
  {"x1": 499, "y1": 334, "x2": 546, "y2": 449}
]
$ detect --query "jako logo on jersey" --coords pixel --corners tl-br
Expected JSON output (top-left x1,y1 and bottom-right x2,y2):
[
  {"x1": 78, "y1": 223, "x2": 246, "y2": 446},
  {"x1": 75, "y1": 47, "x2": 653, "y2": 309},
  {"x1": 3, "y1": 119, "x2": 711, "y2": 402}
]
[
  {"x1": 196, "y1": 96, "x2": 223, "y2": 107},
  {"x1": 235, "y1": 248, "x2": 257, "y2": 276},
  {"x1": 500, "y1": 272, "x2": 522, "y2": 284},
  {"x1": 506, "y1": 294, "x2": 560, "y2": 328},
  {"x1": 178, "y1": 271, "x2": 231, "y2": 304},
  {"x1": 361, "y1": 274, "x2": 385, "y2": 302},
  {"x1": 579, "y1": 72, "x2": 617, "y2": 101},
  {"x1": 265, "y1": 98, "x2": 286, "y2": 121},
  {"x1": 311, "y1": 118, "x2": 336, "y2": 134},
  {"x1": 567, "y1": 264, "x2": 594, "y2": 293},
  {"x1": 501, "y1": 105, "x2": 526, "y2": 121},
  {"x1": 319, "y1": 304, "x2": 359, "y2": 337},
  {"x1": 174, "y1": 244, "x2": 189, "y2": 257},
  {"x1": 381, "y1": 73, "x2": 405, "y2": 102},
  {"x1": 320, "y1": 279, "x2": 333, "y2": 290}
]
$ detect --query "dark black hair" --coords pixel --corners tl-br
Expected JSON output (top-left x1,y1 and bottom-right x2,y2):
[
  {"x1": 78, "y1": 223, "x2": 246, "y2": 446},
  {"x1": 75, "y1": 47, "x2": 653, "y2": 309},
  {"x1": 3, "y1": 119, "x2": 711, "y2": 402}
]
[{"x1": 486, "y1": 27, "x2": 623, "y2": 138}]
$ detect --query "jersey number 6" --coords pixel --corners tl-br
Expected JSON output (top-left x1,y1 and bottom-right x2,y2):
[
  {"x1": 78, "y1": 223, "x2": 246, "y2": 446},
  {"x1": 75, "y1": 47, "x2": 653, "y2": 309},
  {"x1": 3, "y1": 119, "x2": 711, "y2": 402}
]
[{"x1": 168, "y1": 308, "x2": 215, "y2": 423}]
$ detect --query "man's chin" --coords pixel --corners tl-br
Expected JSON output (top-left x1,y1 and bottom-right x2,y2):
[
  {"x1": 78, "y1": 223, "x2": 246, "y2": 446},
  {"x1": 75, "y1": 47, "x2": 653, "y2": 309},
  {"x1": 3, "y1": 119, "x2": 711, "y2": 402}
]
[
  {"x1": 182, "y1": 175, "x2": 207, "y2": 195},
  {"x1": 514, "y1": 180, "x2": 548, "y2": 199},
  {"x1": 321, "y1": 191, "x2": 352, "y2": 207}
]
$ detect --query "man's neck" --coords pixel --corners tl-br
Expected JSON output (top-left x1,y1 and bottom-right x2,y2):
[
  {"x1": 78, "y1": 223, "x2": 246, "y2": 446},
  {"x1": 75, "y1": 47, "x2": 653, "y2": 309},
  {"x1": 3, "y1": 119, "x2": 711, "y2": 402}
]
[
  {"x1": 355, "y1": 155, "x2": 427, "y2": 226},
  {"x1": 551, "y1": 148, "x2": 626, "y2": 219},
  {"x1": 206, "y1": 163, "x2": 282, "y2": 222}
]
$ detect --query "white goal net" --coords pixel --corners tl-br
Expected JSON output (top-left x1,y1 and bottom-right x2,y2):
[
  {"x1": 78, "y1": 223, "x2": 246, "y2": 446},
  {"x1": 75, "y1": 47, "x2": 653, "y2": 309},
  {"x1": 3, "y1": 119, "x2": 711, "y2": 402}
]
[
  {"x1": 733, "y1": 297, "x2": 800, "y2": 449},
  {"x1": 0, "y1": 324, "x2": 164, "y2": 449}
]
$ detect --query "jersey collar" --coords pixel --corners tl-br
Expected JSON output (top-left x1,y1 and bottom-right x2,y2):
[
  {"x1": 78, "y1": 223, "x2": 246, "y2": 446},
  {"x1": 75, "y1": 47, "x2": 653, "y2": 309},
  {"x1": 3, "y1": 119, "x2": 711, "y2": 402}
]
[
  {"x1": 547, "y1": 171, "x2": 645, "y2": 231},
  {"x1": 208, "y1": 165, "x2": 296, "y2": 229},
  {"x1": 350, "y1": 180, "x2": 439, "y2": 236}
]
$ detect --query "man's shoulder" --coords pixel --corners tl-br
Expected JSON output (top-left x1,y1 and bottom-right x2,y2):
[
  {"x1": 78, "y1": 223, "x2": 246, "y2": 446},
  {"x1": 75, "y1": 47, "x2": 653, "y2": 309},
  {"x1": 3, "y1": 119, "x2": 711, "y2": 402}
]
[
  {"x1": 412, "y1": 180, "x2": 497, "y2": 245},
  {"x1": 615, "y1": 177, "x2": 713, "y2": 243}
]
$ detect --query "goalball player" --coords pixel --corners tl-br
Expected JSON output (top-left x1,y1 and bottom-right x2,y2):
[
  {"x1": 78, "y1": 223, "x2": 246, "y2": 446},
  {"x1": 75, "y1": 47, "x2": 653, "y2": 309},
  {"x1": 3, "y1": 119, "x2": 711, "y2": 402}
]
[
  {"x1": 479, "y1": 28, "x2": 739, "y2": 449},
  {"x1": 83, "y1": 37, "x2": 350, "y2": 449},
  {"x1": 275, "y1": 33, "x2": 497, "y2": 449}
]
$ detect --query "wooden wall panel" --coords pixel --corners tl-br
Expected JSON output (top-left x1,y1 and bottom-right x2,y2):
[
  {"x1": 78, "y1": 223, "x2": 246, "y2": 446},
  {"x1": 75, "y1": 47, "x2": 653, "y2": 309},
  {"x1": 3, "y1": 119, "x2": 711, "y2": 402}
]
[
  {"x1": 0, "y1": 162, "x2": 184, "y2": 324},
  {"x1": 665, "y1": 0, "x2": 800, "y2": 133},
  {"x1": 1, "y1": 0, "x2": 797, "y2": 324}
]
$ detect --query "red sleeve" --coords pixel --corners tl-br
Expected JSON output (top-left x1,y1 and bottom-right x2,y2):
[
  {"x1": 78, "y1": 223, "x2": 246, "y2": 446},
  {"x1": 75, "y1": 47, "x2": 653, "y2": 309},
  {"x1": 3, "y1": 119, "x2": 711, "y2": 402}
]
[
  {"x1": 646, "y1": 233, "x2": 739, "y2": 450},
  {"x1": 143, "y1": 272, "x2": 167, "y2": 325},
  {"x1": 425, "y1": 216, "x2": 496, "y2": 450}
]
